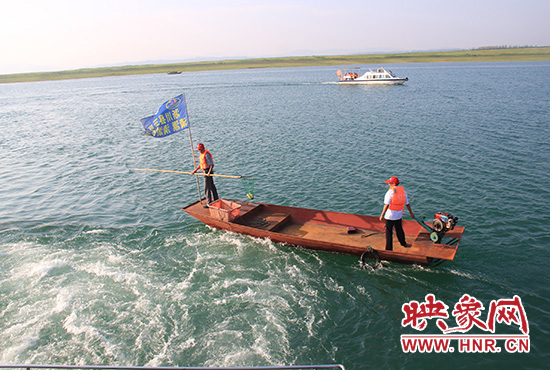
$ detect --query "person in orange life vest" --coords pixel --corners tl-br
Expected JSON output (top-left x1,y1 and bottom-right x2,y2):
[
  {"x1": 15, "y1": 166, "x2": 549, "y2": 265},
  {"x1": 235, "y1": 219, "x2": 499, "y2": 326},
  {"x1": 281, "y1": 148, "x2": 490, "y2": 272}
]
[
  {"x1": 379, "y1": 176, "x2": 415, "y2": 251},
  {"x1": 191, "y1": 143, "x2": 219, "y2": 205}
]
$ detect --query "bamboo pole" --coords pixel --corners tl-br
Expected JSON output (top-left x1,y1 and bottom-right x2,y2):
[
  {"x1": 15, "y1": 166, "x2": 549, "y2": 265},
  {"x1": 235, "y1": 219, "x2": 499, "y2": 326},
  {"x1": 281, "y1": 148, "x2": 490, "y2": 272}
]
[{"x1": 133, "y1": 168, "x2": 242, "y2": 179}]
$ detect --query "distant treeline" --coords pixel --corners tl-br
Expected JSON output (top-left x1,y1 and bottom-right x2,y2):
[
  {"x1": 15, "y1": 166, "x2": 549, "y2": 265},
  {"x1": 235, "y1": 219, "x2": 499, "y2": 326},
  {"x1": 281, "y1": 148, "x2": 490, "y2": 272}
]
[
  {"x1": 2, "y1": 47, "x2": 550, "y2": 84},
  {"x1": 473, "y1": 45, "x2": 544, "y2": 50}
]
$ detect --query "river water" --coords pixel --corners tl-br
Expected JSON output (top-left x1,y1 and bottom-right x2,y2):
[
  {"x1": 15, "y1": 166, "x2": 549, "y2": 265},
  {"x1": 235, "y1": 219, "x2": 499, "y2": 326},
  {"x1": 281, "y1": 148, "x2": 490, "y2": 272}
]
[{"x1": 0, "y1": 62, "x2": 549, "y2": 369}]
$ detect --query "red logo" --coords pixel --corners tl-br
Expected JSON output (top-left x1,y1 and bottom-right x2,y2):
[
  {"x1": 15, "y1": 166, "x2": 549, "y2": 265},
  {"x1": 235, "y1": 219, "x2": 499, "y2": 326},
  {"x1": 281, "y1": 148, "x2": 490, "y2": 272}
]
[{"x1": 401, "y1": 294, "x2": 529, "y2": 353}]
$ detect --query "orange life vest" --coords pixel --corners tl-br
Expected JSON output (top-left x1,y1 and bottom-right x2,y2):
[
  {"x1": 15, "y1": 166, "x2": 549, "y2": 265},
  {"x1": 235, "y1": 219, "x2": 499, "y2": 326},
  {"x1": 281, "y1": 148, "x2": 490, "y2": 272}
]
[
  {"x1": 389, "y1": 186, "x2": 406, "y2": 211},
  {"x1": 199, "y1": 150, "x2": 213, "y2": 170}
]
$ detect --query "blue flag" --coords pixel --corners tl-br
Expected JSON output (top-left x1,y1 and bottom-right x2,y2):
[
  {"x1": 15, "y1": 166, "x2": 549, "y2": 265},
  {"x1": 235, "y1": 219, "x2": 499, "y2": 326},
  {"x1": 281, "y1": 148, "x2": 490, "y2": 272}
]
[{"x1": 141, "y1": 94, "x2": 189, "y2": 137}]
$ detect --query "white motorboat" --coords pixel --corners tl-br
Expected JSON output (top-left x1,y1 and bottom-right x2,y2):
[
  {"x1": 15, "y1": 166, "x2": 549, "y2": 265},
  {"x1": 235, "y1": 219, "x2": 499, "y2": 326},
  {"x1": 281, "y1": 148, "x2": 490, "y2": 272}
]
[{"x1": 336, "y1": 67, "x2": 408, "y2": 85}]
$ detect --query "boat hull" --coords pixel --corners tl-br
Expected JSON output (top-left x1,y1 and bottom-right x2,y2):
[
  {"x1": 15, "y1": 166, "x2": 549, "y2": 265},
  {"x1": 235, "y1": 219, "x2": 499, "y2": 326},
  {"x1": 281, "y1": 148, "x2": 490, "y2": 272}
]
[
  {"x1": 182, "y1": 199, "x2": 464, "y2": 266},
  {"x1": 339, "y1": 78, "x2": 408, "y2": 85}
]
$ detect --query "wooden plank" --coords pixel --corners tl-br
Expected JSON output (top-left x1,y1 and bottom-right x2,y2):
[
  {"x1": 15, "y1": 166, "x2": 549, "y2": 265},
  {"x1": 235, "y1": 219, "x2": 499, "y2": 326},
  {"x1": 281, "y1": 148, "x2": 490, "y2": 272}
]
[
  {"x1": 266, "y1": 213, "x2": 291, "y2": 232},
  {"x1": 236, "y1": 202, "x2": 261, "y2": 219},
  {"x1": 241, "y1": 211, "x2": 290, "y2": 231}
]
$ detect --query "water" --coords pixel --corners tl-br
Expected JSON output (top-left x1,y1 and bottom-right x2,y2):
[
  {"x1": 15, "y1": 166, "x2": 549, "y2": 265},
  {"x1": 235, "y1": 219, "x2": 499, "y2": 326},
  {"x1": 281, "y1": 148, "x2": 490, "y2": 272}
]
[{"x1": 1, "y1": 62, "x2": 549, "y2": 369}]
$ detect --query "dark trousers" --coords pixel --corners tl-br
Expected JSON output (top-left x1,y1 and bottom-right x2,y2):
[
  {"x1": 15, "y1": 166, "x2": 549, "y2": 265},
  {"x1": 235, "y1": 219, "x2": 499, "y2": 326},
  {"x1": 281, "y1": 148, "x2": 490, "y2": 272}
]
[
  {"x1": 204, "y1": 173, "x2": 219, "y2": 204},
  {"x1": 385, "y1": 218, "x2": 406, "y2": 251}
]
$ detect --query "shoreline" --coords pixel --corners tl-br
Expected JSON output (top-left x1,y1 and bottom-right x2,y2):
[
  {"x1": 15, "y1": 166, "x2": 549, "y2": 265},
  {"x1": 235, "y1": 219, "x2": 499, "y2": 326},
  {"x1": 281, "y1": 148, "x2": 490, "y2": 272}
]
[{"x1": 1, "y1": 47, "x2": 549, "y2": 84}]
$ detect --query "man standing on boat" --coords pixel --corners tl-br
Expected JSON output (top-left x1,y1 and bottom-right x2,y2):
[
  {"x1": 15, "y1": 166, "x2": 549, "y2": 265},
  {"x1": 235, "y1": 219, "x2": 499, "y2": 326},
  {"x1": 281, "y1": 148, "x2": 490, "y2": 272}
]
[
  {"x1": 379, "y1": 176, "x2": 415, "y2": 251},
  {"x1": 191, "y1": 143, "x2": 219, "y2": 205}
]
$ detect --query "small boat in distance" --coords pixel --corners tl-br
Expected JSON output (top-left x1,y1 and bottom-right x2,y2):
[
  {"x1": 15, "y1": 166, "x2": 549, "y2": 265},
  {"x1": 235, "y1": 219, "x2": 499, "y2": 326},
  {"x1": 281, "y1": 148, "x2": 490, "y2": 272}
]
[
  {"x1": 337, "y1": 67, "x2": 408, "y2": 85},
  {"x1": 183, "y1": 199, "x2": 464, "y2": 266},
  {"x1": 167, "y1": 71, "x2": 182, "y2": 75}
]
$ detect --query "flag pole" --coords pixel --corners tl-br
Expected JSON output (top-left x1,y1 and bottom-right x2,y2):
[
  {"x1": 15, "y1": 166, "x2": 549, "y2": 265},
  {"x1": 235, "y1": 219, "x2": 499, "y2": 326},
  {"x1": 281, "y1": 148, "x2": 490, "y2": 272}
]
[{"x1": 183, "y1": 93, "x2": 205, "y2": 205}]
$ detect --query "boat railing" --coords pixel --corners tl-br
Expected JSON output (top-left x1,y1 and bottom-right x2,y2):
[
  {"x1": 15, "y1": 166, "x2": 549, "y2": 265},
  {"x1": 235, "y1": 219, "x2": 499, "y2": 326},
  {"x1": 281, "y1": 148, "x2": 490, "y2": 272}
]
[{"x1": 0, "y1": 365, "x2": 345, "y2": 370}]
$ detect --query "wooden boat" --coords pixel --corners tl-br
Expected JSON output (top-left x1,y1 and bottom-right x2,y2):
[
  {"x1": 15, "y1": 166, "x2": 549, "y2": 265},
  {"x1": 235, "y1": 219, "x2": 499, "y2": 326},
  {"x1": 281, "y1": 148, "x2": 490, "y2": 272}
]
[{"x1": 182, "y1": 199, "x2": 465, "y2": 266}]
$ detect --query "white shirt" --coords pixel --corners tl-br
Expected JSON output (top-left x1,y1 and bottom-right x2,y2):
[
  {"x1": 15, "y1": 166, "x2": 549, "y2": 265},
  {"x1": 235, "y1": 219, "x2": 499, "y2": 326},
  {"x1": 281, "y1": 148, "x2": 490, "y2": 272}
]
[{"x1": 384, "y1": 188, "x2": 409, "y2": 220}]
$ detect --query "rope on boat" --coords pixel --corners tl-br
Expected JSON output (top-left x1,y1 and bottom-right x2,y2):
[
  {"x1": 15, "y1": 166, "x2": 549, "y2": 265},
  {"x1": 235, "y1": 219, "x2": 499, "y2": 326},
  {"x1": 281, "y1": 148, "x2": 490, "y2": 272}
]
[
  {"x1": 361, "y1": 231, "x2": 381, "y2": 238},
  {"x1": 360, "y1": 246, "x2": 381, "y2": 271}
]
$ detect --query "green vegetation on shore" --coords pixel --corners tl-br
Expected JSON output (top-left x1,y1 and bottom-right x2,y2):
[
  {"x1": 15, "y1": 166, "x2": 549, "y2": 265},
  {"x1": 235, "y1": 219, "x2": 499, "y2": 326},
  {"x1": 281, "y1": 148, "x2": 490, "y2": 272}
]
[{"x1": 1, "y1": 47, "x2": 549, "y2": 84}]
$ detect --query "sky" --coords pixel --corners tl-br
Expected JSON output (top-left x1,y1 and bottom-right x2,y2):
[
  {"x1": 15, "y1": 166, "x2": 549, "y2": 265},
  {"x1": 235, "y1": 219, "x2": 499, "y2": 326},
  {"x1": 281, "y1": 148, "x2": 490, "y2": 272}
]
[{"x1": 1, "y1": 0, "x2": 549, "y2": 74}]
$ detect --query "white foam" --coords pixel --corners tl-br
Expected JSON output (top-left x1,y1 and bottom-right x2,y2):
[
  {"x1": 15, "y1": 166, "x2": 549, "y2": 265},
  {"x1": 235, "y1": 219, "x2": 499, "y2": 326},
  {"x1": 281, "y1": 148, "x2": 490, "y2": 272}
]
[
  {"x1": 29, "y1": 259, "x2": 67, "y2": 277},
  {"x1": 0, "y1": 335, "x2": 38, "y2": 362},
  {"x1": 79, "y1": 261, "x2": 140, "y2": 285},
  {"x1": 53, "y1": 287, "x2": 72, "y2": 313},
  {"x1": 84, "y1": 229, "x2": 108, "y2": 235},
  {"x1": 448, "y1": 268, "x2": 478, "y2": 280},
  {"x1": 324, "y1": 276, "x2": 345, "y2": 293},
  {"x1": 62, "y1": 309, "x2": 123, "y2": 361}
]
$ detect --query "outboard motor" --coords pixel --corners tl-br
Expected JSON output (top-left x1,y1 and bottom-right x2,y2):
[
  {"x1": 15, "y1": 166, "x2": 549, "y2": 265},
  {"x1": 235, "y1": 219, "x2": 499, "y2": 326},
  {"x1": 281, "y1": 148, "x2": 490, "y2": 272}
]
[{"x1": 430, "y1": 212, "x2": 459, "y2": 242}]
